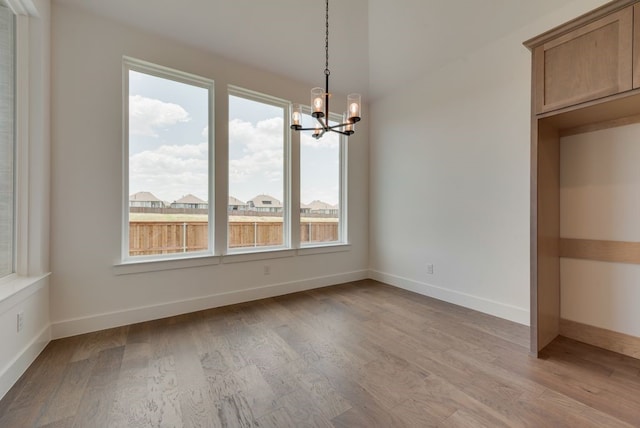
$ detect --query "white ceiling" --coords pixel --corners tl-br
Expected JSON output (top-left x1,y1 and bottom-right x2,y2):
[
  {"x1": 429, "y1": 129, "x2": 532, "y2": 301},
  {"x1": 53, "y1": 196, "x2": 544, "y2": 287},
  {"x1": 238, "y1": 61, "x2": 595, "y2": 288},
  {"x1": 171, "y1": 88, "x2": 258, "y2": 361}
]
[{"x1": 55, "y1": 0, "x2": 574, "y2": 100}]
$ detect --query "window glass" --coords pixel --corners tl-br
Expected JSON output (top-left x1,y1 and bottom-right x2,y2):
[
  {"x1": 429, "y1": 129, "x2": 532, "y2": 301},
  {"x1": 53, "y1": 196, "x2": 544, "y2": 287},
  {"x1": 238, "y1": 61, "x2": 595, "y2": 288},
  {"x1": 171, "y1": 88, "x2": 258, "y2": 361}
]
[
  {"x1": 126, "y1": 64, "x2": 212, "y2": 258},
  {"x1": 300, "y1": 113, "x2": 342, "y2": 244},
  {"x1": 228, "y1": 92, "x2": 286, "y2": 250}
]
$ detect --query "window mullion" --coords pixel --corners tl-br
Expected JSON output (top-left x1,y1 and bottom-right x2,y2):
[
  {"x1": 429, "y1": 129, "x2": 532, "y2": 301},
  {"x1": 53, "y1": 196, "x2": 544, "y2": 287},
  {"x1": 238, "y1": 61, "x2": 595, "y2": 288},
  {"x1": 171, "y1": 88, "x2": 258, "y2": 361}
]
[{"x1": 289, "y1": 109, "x2": 300, "y2": 249}]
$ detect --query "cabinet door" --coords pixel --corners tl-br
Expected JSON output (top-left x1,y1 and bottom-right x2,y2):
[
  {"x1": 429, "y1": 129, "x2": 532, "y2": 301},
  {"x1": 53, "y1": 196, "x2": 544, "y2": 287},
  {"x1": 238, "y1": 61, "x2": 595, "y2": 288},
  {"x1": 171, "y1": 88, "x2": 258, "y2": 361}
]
[{"x1": 534, "y1": 7, "x2": 633, "y2": 114}]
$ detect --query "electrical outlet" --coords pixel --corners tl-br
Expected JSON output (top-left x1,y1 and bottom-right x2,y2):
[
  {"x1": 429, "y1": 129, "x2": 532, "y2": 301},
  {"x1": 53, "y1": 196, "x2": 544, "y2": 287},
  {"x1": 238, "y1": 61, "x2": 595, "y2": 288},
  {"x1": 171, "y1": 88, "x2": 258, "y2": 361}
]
[
  {"x1": 263, "y1": 265, "x2": 271, "y2": 275},
  {"x1": 427, "y1": 264, "x2": 434, "y2": 275},
  {"x1": 17, "y1": 312, "x2": 24, "y2": 333}
]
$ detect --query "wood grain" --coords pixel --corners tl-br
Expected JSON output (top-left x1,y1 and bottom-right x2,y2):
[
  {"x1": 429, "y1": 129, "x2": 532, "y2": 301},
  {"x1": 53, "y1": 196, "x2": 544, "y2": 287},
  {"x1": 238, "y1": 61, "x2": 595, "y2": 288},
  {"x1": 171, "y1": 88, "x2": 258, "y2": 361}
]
[
  {"x1": 536, "y1": 121, "x2": 561, "y2": 351},
  {"x1": 634, "y1": 3, "x2": 640, "y2": 88},
  {"x1": 560, "y1": 238, "x2": 640, "y2": 264},
  {"x1": 1, "y1": 280, "x2": 640, "y2": 427},
  {"x1": 524, "y1": 0, "x2": 636, "y2": 49},
  {"x1": 534, "y1": 6, "x2": 633, "y2": 113},
  {"x1": 559, "y1": 112, "x2": 640, "y2": 137},
  {"x1": 526, "y1": 0, "x2": 640, "y2": 369},
  {"x1": 561, "y1": 318, "x2": 640, "y2": 359}
]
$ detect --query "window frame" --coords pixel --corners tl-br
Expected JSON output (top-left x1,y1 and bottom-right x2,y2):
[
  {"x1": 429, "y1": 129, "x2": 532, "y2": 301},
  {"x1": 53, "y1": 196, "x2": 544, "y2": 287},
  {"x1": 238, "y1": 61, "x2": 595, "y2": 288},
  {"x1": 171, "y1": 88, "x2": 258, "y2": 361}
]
[
  {"x1": 0, "y1": 1, "x2": 15, "y2": 281},
  {"x1": 121, "y1": 57, "x2": 215, "y2": 263},
  {"x1": 226, "y1": 85, "x2": 292, "y2": 254},
  {"x1": 298, "y1": 106, "x2": 349, "y2": 248}
]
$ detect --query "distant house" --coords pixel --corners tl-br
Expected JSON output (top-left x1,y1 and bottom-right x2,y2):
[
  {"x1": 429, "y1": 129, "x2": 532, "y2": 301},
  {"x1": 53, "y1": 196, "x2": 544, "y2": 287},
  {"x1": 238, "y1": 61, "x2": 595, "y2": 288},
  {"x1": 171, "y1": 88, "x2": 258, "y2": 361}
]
[
  {"x1": 228, "y1": 196, "x2": 249, "y2": 212},
  {"x1": 308, "y1": 200, "x2": 339, "y2": 215},
  {"x1": 300, "y1": 202, "x2": 311, "y2": 214},
  {"x1": 129, "y1": 191, "x2": 164, "y2": 208},
  {"x1": 248, "y1": 194, "x2": 282, "y2": 213},
  {"x1": 171, "y1": 194, "x2": 208, "y2": 209}
]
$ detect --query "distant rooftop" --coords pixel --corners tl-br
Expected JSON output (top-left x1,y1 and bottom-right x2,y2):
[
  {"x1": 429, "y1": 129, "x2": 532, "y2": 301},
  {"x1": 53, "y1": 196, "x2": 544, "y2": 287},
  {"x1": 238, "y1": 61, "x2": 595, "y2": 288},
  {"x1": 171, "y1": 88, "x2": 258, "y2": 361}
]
[
  {"x1": 130, "y1": 191, "x2": 162, "y2": 202},
  {"x1": 249, "y1": 194, "x2": 282, "y2": 208},
  {"x1": 174, "y1": 194, "x2": 206, "y2": 204},
  {"x1": 307, "y1": 200, "x2": 337, "y2": 210},
  {"x1": 229, "y1": 196, "x2": 247, "y2": 206}
]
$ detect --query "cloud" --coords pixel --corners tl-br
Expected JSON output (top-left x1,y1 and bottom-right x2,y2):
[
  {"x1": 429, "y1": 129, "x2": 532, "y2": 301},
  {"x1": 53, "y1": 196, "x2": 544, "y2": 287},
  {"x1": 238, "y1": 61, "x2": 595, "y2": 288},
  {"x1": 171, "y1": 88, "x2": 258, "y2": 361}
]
[
  {"x1": 130, "y1": 116, "x2": 285, "y2": 203},
  {"x1": 129, "y1": 142, "x2": 208, "y2": 202},
  {"x1": 129, "y1": 95, "x2": 191, "y2": 137},
  {"x1": 229, "y1": 117, "x2": 284, "y2": 185},
  {"x1": 201, "y1": 125, "x2": 208, "y2": 137}
]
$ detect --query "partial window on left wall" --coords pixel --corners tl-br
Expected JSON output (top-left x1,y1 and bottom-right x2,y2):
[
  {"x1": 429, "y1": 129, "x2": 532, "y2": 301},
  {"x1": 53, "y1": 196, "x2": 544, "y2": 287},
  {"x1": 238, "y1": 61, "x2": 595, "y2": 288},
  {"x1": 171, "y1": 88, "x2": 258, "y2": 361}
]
[
  {"x1": 0, "y1": 1, "x2": 15, "y2": 278},
  {"x1": 123, "y1": 58, "x2": 214, "y2": 260}
]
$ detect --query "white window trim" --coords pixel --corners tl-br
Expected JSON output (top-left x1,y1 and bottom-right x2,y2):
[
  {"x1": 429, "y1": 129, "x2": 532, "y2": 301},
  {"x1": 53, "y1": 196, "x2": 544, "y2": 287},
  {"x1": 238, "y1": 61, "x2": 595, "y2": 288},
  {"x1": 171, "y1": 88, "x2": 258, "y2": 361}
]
[
  {"x1": 221, "y1": 248, "x2": 296, "y2": 264},
  {"x1": 0, "y1": 2, "x2": 49, "y2": 301},
  {"x1": 121, "y1": 57, "x2": 215, "y2": 264},
  {"x1": 113, "y1": 254, "x2": 220, "y2": 276},
  {"x1": 226, "y1": 85, "x2": 292, "y2": 254},
  {"x1": 298, "y1": 107, "x2": 349, "y2": 248},
  {"x1": 14, "y1": 13, "x2": 28, "y2": 276},
  {"x1": 297, "y1": 243, "x2": 351, "y2": 256},
  {"x1": 5, "y1": 0, "x2": 37, "y2": 16}
]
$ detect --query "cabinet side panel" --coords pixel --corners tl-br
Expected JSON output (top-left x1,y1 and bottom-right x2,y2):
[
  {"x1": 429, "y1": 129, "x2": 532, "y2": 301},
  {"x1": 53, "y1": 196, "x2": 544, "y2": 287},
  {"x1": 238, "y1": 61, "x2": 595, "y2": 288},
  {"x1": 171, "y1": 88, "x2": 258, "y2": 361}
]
[
  {"x1": 634, "y1": 3, "x2": 640, "y2": 88},
  {"x1": 537, "y1": 122, "x2": 560, "y2": 350},
  {"x1": 533, "y1": 46, "x2": 545, "y2": 115},
  {"x1": 530, "y1": 117, "x2": 539, "y2": 355}
]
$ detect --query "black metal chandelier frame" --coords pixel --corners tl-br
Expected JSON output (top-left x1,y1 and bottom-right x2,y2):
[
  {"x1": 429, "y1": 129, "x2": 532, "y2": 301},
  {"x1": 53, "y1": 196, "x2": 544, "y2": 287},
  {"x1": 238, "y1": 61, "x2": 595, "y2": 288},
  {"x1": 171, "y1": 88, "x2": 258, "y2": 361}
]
[{"x1": 290, "y1": 0, "x2": 361, "y2": 139}]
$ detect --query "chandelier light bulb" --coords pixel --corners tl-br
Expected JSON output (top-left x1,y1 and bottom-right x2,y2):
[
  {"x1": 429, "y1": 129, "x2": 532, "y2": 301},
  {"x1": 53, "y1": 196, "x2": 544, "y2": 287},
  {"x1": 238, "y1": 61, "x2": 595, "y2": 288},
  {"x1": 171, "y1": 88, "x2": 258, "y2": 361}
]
[
  {"x1": 347, "y1": 93, "x2": 361, "y2": 122},
  {"x1": 291, "y1": 104, "x2": 303, "y2": 129},
  {"x1": 311, "y1": 87, "x2": 325, "y2": 117}
]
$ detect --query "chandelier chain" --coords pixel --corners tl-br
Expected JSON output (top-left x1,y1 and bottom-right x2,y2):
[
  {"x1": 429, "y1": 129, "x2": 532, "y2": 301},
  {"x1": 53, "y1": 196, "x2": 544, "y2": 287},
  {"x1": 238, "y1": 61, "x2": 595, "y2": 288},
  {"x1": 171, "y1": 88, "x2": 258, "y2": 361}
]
[
  {"x1": 325, "y1": 0, "x2": 330, "y2": 75},
  {"x1": 289, "y1": 0, "x2": 360, "y2": 139}
]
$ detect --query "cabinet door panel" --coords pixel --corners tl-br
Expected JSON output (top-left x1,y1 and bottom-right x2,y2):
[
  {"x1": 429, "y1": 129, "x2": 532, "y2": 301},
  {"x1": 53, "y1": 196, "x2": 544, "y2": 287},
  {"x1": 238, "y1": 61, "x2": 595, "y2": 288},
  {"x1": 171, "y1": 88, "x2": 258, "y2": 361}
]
[{"x1": 535, "y1": 7, "x2": 633, "y2": 113}]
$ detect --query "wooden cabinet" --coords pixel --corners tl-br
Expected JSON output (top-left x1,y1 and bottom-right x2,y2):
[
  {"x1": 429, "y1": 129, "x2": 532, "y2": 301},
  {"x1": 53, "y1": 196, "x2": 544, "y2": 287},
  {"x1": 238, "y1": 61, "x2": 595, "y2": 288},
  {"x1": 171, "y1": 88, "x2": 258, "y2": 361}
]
[
  {"x1": 526, "y1": 0, "x2": 640, "y2": 357},
  {"x1": 533, "y1": 6, "x2": 633, "y2": 113}
]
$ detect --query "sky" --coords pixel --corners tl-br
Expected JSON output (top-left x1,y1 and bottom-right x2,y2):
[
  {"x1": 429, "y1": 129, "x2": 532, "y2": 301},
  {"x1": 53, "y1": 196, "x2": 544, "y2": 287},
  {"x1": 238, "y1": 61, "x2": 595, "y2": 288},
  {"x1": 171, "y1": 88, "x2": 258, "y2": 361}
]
[{"x1": 128, "y1": 70, "x2": 340, "y2": 206}]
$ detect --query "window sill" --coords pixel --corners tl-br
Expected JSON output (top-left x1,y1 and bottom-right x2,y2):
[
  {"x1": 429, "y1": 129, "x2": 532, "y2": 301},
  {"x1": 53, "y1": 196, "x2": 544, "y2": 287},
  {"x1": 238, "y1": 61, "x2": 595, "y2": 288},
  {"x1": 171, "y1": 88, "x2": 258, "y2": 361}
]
[
  {"x1": 297, "y1": 243, "x2": 351, "y2": 256},
  {"x1": 0, "y1": 273, "x2": 50, "y2": 314},
  {"x1": 112, "y1": 243, "x2": 350, "y2": 274},
  {"x1": 113, "y1": 254, "x2": 221, "y2": 275},
  {"x1": 222, "y1": 248, "x2": 296, "y2": 264}
]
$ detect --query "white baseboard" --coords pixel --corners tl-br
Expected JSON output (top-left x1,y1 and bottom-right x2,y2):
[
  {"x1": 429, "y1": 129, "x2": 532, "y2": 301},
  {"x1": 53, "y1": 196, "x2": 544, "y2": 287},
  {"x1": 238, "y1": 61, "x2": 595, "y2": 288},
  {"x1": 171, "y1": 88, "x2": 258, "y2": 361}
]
[
  {"x1": 369, "y1": 270, "x2": 529, "y2": 326},
  {"x1": 0, "y1": 324, "x2": 51, "y2": 401},
  {"x1": 51, "y1": 270, "x2": 369, "y2": 339}
]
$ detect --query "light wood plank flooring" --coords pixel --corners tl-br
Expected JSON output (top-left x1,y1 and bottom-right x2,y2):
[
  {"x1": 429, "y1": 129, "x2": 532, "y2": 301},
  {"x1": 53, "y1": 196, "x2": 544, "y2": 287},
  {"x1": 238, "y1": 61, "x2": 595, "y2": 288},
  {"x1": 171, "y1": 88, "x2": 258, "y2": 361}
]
[{"x1": 1, "y1": 279, "x2": 640, "y2": 427}]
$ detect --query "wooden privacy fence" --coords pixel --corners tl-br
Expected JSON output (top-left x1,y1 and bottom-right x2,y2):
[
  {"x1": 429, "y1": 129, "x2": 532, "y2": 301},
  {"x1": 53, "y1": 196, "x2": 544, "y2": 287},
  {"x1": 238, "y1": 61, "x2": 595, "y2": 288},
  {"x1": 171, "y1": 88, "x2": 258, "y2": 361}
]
[
  {"x1": 129, "y1": 221, "x2": 339, "y2": 255},
  {"x1": 129, "y1": 222, "x2": 208, "y2": 256}
]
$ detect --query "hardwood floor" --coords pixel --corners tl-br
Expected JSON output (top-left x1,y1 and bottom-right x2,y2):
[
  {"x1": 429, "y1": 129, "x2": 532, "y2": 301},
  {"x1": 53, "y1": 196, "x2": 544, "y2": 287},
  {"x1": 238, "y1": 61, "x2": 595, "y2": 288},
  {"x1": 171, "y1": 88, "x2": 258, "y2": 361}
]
[{"x1": 1, "y1": 279, "x2": 640, "y2": 427}]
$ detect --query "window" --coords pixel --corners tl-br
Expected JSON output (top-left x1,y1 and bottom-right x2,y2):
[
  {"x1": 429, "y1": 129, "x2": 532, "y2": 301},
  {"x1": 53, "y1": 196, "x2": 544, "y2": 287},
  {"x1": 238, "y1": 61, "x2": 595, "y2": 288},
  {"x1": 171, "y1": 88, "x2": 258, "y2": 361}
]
[
  {"x1": 228, "y1": 87, "x2": 289, "y2": 251},
  {"x1": 0, "y1": 1, "x2": 14, "y2": 278},
  {"x1": 123, "y1": 58, "x2": 214, "y2": 260},
  {"x1": 300, "y1": 111, "x2": 346, "y2": 245},
  {"x1": 121, "y1": 61, "x2": 348, "y2": 265}
]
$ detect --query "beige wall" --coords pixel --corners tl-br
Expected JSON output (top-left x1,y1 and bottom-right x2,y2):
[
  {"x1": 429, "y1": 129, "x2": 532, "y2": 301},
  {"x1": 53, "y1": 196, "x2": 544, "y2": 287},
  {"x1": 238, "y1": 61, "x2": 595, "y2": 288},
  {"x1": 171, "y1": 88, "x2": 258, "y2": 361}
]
[
  {"x1": 561, "y1": 123, "x2": 640, "y2": 337},
  {"x1": 49, "y1": 3, "x2": 369, "y2": 338},
  {"x1": 0, "y1": 0, "x2": 51, "y2": 400},
  {"x1": 368, "y1": 0, "x2": 610, "y2": 325}
]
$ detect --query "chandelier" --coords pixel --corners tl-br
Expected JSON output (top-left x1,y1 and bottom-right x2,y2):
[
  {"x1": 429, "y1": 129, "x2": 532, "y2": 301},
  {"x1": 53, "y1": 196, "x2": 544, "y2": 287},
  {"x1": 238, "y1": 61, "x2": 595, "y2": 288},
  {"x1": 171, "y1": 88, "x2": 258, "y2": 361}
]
[{"x1": 290, "y1": 0, "x2": 361, "y2": 139}]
